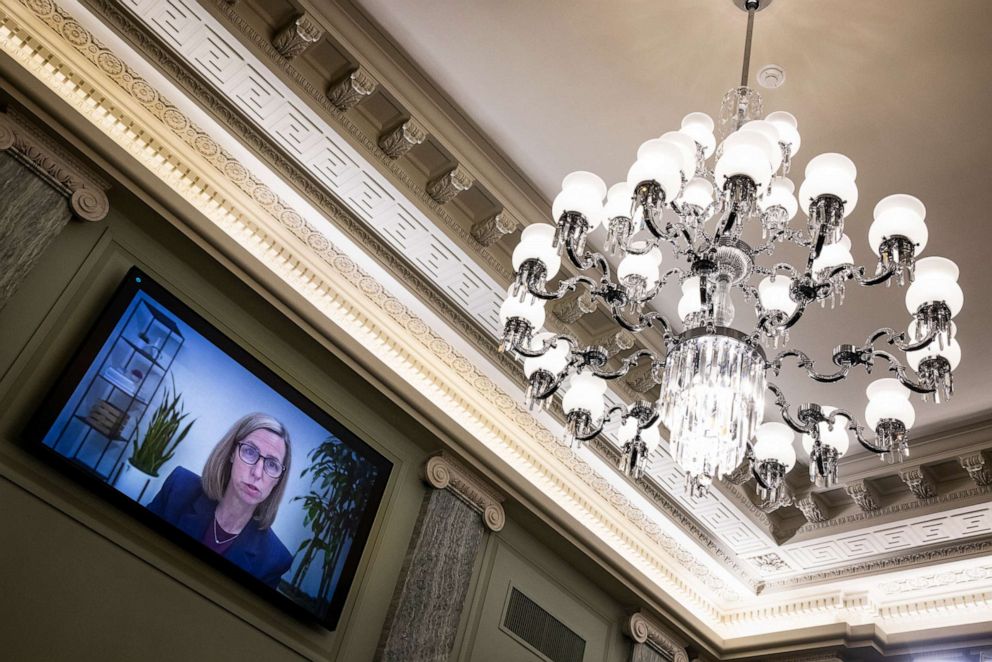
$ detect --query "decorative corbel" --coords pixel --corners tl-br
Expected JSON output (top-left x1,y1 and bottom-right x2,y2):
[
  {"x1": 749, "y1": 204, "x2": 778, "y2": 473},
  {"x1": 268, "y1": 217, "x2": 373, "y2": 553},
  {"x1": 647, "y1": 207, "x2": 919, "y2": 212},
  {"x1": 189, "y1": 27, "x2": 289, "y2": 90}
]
[
  {"x1": 426, "y1": 164, "x2": 473, "y2": 204},
  {"x1": 378, "y1": 117, "x2": 427, "y2": 160},
  {"x1": 845, "y1": 479, "x2": 880, "y2": 512},
  {"x1": 795, "y1": 491, "x2": 829, "y2": 523},
  {"x1": 327, "y1": 66, "x2": 379, "y2": 112},
  {"x1": 271, "y1": 14, "x2": 323, "y2": 59},
  {"x1": 552, "y1": 289, "x2": 596, "y2": 324},
  {"x1": 899, "y1": 466, "x2": 937, "y2": 500},
  {"x1": 424, "y1": 452, "x2": 505, "y2": 531},
  {"x1": 0, "y1": 109, "x2": 109, "y2": 221},
  {"x1": 624, "y1": 611, "x2": 689, "y2": 662},
  {"x1": 624, "y1": 361, "x2": 659, "y2": 393},
  {"x1": 960, "y1": 451, "x2": 992, "y2": 487},
  {"x1": 470, "y1": 209, "x2": 518, "y2": 247},
  {"x1": 593, "y1": 329, "x2": 635, "y2": 358}
]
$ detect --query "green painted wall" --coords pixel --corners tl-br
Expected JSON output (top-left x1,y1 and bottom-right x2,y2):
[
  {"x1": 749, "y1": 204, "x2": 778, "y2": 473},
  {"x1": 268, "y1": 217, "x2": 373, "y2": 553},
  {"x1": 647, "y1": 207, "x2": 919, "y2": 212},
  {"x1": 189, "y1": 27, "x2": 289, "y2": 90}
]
[{"x1": 0, "y1": 177, "x2": 635, "y2": 661}]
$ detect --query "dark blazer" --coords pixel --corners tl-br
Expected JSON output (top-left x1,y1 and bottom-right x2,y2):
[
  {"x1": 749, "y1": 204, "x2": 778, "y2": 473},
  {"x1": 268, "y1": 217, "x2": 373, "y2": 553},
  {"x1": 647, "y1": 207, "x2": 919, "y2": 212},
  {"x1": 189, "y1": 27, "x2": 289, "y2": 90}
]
[{"x1": 147, "y1": 466, "x2": 293, "y2": 589}]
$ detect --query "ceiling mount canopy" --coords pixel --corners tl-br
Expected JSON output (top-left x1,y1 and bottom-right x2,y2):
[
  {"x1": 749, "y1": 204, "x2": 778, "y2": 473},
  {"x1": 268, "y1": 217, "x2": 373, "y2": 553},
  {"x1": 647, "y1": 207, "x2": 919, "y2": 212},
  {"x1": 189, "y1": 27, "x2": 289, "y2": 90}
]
[{"x1": 500, "y1": 2, "x2": 963, "y2": 499}]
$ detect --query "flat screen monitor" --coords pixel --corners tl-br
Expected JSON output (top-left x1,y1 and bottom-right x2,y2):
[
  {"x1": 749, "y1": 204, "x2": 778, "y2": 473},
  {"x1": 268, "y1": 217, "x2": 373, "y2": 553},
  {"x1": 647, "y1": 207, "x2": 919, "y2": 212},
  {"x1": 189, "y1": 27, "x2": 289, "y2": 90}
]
[{"x1": 26, "y1": 267, "x2": 392, "y2": 630}]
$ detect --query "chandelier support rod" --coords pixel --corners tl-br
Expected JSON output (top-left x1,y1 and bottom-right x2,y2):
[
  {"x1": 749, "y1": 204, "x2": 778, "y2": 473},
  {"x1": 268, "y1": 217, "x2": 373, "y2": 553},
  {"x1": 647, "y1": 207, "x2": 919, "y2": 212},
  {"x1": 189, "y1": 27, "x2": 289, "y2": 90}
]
[{"x1": 740, "y1": 1, "x2": 758, "y2": 88}]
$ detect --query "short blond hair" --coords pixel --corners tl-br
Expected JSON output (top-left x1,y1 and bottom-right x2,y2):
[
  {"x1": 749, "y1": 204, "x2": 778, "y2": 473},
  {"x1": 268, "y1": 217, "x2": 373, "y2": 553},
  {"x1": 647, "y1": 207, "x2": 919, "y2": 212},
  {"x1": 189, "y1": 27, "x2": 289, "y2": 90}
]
[{"x1": 202, "y1": 413, "x2": 291, "y2": 530}]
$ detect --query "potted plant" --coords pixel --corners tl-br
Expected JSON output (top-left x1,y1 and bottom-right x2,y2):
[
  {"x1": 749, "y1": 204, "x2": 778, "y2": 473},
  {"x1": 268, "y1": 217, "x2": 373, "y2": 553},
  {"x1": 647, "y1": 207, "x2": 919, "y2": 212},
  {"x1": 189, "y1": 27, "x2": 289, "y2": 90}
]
[{"x1": 115, "y1": 377, "x2": 194, "y2": 502}]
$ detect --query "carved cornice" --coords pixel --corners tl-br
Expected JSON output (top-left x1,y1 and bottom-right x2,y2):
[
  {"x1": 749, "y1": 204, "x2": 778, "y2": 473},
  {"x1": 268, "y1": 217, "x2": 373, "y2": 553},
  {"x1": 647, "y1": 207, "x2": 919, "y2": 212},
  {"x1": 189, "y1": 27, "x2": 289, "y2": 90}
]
[
  {"x1": 796, "y1": 484, "x2": 992, "y2": 533},
  {"x1": 377, "y1": 117, "x2": 427, "y2": 160},
  {"x1": 271, "y1": 13, "x2": 322, "y2": 60},
  {"x1": 624, "y1": 611, "x2": 689, "y2": 662},
  {"x1": 470, "y1": 209, "x2": 517, "y2": 247},
  {"x1": 961, "y1": 451, "x2": 992, "y2": 487},
  {"x1": 0, "y1": 108, "x2": 109, "y2": 221},
  {"x1": 426, "y1": 164, "x2": 473, "y2": 204},
  {"x1": 424, "y1": 453, "x2": 505, "y2": 531},
  {"x1": 327, "y1": 65, "x2": 378, "y2": 111},
  {"x1": 844, "y1": 479, "x2": 880, "y2": 512},
  {"x1": 624, "y1": 361, "x2": 659, "y2": 394},
  {"x1": 900, "y1": 466, "x2": 937, "y2": 500}
]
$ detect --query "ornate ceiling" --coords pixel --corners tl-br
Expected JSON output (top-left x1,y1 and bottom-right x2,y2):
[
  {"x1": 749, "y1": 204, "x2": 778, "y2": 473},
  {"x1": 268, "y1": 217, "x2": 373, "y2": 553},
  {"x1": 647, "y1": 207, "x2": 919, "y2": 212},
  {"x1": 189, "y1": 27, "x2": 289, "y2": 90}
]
[{"x1": 4, "y1": 0, "x2": 991, "y2": 654}]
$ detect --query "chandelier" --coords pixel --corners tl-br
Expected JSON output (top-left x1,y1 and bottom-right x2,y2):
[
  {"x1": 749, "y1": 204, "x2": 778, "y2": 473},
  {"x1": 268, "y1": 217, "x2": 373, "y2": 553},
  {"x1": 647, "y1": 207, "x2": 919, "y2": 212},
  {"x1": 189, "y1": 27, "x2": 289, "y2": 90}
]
[{"x1": 499, "y1": 0, "x2": 963, "y2": 499}]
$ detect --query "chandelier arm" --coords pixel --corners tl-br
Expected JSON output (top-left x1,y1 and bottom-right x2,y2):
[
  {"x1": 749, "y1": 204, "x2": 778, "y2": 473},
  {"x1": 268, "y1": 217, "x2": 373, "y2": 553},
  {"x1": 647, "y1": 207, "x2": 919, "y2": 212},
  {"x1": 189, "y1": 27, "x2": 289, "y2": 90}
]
[
  {"x1": 525, "y1": 274, "x2": 600, "y2": 301},
  {"x1": 821, "y1": 408, "x2": 887, "y2": 455},
  {"x1": 821, "y1": 261, "x2": 898, "y2": 290},
  {"x1": 871, "y1": 350, "x2": 938, "y2": 395},
  {"x1": 565, "y1": 234, "x2": 613, "y2": 278},
  {"x1": 865, "y1": 324, "x2": 938, "y2": 353},
  {"x1": 590, "y1": 349, "x2": 657, "y2": 380},
  {"x1": 530, "y1": 366, "x2": 574, "y2": 403},
  {"x1": 575, "y1": 404, "x2": 627, "y2": 442},
  {"x1": 513, "y1": 332, "x2": 577, "y2": 358},
  {"x1": 611, "y1": 308, "x2": 676, "y2": 343},
  {"x1": 766, "y1": 349, "x2": 851, "y2": 383},
  {"x1": 753, "y1": 263, "x2": 800, "y2": 278},
  {"x1": 767, "y1": 381, "x2": 815, "y2": 434}
]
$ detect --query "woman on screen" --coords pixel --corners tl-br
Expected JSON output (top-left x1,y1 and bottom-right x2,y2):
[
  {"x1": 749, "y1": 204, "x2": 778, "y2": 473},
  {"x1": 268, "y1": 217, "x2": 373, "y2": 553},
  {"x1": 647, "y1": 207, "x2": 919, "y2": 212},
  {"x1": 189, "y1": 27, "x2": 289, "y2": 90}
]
[{"x1": 147, "y1": 413, "x2": 293, "y2": 589}]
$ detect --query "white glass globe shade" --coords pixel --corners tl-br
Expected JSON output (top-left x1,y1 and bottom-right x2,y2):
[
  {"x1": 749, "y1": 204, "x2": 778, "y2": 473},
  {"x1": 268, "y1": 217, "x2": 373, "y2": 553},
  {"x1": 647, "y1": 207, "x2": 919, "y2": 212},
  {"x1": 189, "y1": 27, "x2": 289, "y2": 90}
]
[
  {"x1": 627, "y1": 154, "x2": 682, "y2": 202},
  {"x1": 562, "y1": 371, "x2": 607, "y2": 418},
  {"x1": 680, "y1": 112, "x2": 716, "y2": 157},
  {"x1": 864, "y1": 378, "x2": 916, "y2": 429},
  {"x1": 499, "y1": 289, "x2": 546, "y2": 328},
  {"x1": 799, "y1": 175, "x2": 858, "y2": 216},
  {"x1": 659, "y1": 131, "x2": 699, "y2": 178},
  {"x1": 811, "y1": 234, "x2": 854, "y2": 273},
  {"x1": 805, "y1": 153, "x2": 857, "y2": 181},
  {"x1": 617, "y1": 417, "x2": 639, "y2": 444},
  {"x1": 552, "y1": 188, "x2": 604, "y2": 229},
  {"x1": 603, "y1": 182, "x2": 634, "y2": 220},
  {"x1": 715, "y1": 135, "x2": 774, "y2": 189},
  {"x1": 801, "y1": 406, "x2": 850, "y2": 457},
  {"x1": 754, "y1": 422, "x2": 797, "y2": 469},
  {"x1": 742, "y1": 120, "x2": 784, "y2": 172},
  {"x1": 618, "y1": 246, "x2": 664, "y2": 288},
  {"x1": 641, "y1": 424, "x2": 662, "y2": 452},
  {"x1": 678, "y1": 177, "x2": 715, "y2": 214},
  {"x1": 765, "y1": 110, "x2": 801, "y2": 155},
  {"x1": 512, "y1": 224, "x2": 562, "y2": 278},
  {"x1": 869, "y1": 194, "x2": 928, "y2": 254},
  {"x1": 561, "y1": 170, "x2": 608, "y2": 199},
  {"x1": 678, "y1": 276, "x2": 704, "y2": 320},
  {"x1": 906, "y1": 336, "x2": 961, "y2": 372},
  {"x1": 758, "y1": 276, "x2": 798, "y2": 316},
  {"x1": 905, "y1": 257, "x2": 963, "y2": 316},
  {"x1": 523, "y1": 333, "x2": 571, "y2": 378},
  {"x1": 758, "y1": 177, "x2": 799, "y2": 220}
]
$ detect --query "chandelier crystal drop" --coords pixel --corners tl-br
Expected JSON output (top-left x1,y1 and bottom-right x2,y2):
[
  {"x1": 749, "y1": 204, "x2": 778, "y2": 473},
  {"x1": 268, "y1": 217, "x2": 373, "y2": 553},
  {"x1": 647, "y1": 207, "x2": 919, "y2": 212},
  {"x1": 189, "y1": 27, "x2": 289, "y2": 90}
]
[{"x1": 499, "y1": 0, "x2": 964, "y2": 498}]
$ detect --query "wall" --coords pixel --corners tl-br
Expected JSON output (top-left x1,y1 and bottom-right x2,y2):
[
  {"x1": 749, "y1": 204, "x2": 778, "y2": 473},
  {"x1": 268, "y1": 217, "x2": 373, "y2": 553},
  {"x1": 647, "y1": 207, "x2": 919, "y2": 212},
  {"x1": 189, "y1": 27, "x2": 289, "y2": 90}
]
[{"x1": 0, "y1": 162, "x2": 637, "y2": 660}]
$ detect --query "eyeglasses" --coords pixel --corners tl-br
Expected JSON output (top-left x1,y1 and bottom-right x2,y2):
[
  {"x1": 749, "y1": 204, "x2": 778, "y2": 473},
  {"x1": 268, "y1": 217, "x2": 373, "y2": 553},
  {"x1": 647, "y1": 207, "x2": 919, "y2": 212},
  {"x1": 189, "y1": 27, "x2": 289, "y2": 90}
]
[{"x1": 236, "y1": 442, "x2": 284, "y2": 479}]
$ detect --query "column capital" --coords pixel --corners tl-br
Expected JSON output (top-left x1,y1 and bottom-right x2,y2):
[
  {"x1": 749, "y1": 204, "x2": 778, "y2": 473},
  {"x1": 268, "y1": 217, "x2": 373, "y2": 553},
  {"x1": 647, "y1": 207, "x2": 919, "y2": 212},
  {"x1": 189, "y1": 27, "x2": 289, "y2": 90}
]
[
  {"x1": 0, "y1": 109, "x2": 109, "y2": 221},
  {"x1": 960, "y1": 451, "x2": 992, "y2": 487},
  {"x1": 795, "y1": 491, "x2": 830, "y2": 523},
  {"x1": 624, "y1": 611, "x2": 689, "y2": 662},
  {"x1": 845, "y1": 479, "x2": 880, "y2": 512},
  {"x1": 424, "y1": 452, "x2": 505, "y2": 531},
  {"x1": 899, "y1": 466, "x2": 937, "y2": 500}
]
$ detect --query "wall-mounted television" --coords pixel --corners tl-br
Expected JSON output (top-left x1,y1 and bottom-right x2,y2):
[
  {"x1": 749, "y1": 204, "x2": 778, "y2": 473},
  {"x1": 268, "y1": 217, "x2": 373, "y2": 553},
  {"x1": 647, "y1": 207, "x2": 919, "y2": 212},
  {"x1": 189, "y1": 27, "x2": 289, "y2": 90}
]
[{"x1": 25, "y1": 267, "x2": 392, "y2": 630}]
